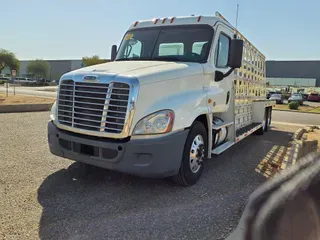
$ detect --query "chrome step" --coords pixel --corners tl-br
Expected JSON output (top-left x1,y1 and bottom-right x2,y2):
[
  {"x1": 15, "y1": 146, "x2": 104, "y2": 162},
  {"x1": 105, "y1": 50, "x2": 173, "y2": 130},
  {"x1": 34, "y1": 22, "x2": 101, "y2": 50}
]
[
  {"x1": 212, "y1": 121, "x2": 234, "y2": 130},
  {"x1": 212, "y1": 141, "x2": 235, "y2": 155}
]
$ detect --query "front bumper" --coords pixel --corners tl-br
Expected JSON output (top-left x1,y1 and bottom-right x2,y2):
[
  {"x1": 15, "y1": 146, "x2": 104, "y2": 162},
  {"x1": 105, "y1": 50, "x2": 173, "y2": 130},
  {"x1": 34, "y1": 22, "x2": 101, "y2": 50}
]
[{"x1": 48, "y1": 121, "x2": 189, "y2": 178}]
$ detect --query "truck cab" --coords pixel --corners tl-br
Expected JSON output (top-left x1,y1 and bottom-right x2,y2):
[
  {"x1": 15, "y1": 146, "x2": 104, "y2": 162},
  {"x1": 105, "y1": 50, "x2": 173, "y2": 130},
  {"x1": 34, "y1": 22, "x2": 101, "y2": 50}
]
[{"x1": 48, "y1": 13, "x2": 274, "y2": 186}]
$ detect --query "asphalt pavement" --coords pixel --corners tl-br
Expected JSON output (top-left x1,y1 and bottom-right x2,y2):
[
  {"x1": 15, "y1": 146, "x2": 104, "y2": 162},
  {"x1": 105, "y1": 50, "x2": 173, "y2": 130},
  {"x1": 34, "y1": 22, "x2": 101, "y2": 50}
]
[
  {"x1": 0, "y1": 112, "x2": 297, "y2": 240},
  {"x1": 273, "y1": 110, "x2": 320, "y2": 125}
]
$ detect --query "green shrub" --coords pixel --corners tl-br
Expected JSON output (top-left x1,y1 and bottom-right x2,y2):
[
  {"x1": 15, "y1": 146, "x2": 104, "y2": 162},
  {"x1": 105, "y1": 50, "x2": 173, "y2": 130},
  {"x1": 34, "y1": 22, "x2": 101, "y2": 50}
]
[
  {"x1": 289, "y1": 101, "x2": 299, "y2": 110},
  {"x1": 0, "y1": 80, "x2": 6, "y2": 84}
]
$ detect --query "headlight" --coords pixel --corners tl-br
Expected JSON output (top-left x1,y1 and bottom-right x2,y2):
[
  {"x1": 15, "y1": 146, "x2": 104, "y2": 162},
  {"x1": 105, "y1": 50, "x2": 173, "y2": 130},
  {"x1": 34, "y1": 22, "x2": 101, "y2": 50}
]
[
  {"x1": 133, "y1": 110, "x2": 175, "y2": 135},
  {"x1": 50, "y1": 101, "x2": 57, "y2": 121}
]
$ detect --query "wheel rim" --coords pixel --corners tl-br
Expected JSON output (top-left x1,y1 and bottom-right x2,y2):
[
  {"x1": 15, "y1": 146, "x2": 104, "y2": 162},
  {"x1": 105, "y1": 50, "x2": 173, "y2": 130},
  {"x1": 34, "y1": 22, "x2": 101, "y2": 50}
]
[{"x1": 189, "y1": 134, "x2": 205, "y2": 173}]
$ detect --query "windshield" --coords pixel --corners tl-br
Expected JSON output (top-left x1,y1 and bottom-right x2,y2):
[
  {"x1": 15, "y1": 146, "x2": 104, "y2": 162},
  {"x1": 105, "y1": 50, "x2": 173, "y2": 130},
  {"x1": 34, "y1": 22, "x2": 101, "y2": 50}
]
[
  {"x1": 115, "y1": 25, "x2": 214, "y2": 63},
  {"x1": 271, "y1": 94, "x2": 281, "y2": 98}
]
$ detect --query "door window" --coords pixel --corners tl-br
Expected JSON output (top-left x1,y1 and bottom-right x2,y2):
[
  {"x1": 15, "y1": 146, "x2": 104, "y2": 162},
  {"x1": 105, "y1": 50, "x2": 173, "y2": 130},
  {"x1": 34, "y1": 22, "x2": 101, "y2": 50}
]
[{"x1": 215, "y1": 33, "x2": 230, "y2": 68}]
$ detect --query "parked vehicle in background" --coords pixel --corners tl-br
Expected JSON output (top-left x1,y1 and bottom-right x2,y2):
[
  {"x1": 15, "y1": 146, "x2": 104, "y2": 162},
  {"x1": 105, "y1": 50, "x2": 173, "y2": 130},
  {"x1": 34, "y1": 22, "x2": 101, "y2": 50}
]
[
  {"x1": 269, "y1": 93, "x2": 284, "y2": 104},
  {"x1": 0, "y1": 77, "x2": 11, "y2": 82},
  {"x1": 48, "y1": 12, "x2": 275, "y2": 186},
  {"x1": 288, "y1": 93, "x2": 304, "y2": 105},
  {"x1": 302, "y1": 94, "x2": 309, "y2": 101},
  {"x1": 267, "y1": 90, "x2": 282, "y2": 99},
  {"x1": 51, "y1": 80, "x2": 58, "y2": 85},
  {"x1": 267, "y1": 91, "x2": 276, "y2": 99},
  {"x1": 308, "y1": 92, "x2": 320, "y2": 102},
  {"x1": 295, "y1": 89, "x2": 309, "y2": 101},
  {"x1": 14, "y1": 77, "x2": 29, "y2": 83}
]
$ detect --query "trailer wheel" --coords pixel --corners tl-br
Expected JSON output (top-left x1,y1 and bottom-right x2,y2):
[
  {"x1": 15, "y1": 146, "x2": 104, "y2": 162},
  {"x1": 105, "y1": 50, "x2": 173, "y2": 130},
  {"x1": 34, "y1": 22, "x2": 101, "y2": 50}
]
[
  {"x1": 172, "y1": 121, "x2": 208, "y2": 186},
  {"x1": 256, "y1": 108, "x2": 269, "y2": 135},
  {"x1": 265, "y1": 107, "x2": 272, "y2": 132}
]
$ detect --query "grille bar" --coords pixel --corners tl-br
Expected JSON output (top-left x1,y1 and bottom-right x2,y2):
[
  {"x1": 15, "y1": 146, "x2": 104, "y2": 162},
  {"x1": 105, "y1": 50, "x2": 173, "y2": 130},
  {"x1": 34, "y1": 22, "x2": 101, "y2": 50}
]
[
  {"x1": 59, "y1": 99, "x2": 128, "y2": 105},
  {"x1": 57, "y1": 80, "x2": 130, "y2": 134}
]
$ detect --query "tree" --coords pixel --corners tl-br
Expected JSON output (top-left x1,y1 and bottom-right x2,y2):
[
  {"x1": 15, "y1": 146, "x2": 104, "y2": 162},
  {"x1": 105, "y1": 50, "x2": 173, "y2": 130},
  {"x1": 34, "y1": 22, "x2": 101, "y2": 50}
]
[
  {"x1": 0, "y1": 49, "x2": 20, "y2": 74},
  {"x1": 82, "y1": 55, "x2": 109, "y2": 67},
  {"x1": 26, "y1": 59, "x2": 50, "y2": 79}
]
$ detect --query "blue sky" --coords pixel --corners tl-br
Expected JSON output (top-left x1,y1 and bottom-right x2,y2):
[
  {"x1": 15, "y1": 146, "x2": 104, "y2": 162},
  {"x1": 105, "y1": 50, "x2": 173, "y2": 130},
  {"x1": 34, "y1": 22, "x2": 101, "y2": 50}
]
[{"x1": 2, "y1": 0, "x2": 319, "y2": 60}]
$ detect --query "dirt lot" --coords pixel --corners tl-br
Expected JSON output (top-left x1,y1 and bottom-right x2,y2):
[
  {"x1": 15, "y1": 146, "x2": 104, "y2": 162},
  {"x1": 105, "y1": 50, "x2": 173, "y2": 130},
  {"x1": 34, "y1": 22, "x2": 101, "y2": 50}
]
[
  {"x1": 0, "y1": 112, "x2": 298, "y2": 240},
  {"x1": 0, "y1": 94, "x2": 55, "y2": 105}
]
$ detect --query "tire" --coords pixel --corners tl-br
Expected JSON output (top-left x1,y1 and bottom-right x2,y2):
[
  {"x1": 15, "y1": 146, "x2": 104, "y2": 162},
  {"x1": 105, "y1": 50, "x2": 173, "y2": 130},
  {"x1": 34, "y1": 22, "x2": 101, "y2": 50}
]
[
  {"x1": 265, "y1": 107, "x2": 271, "y2": 132},
  {"x1": 268, "y1": 107, "x2": 272, "y2": 128},
  {"x1": 172, "y1": 121, "x2": 208, "y2": 186},
  {"x1": 256, "y1": 108, "x2": 269, "y2": 135}
]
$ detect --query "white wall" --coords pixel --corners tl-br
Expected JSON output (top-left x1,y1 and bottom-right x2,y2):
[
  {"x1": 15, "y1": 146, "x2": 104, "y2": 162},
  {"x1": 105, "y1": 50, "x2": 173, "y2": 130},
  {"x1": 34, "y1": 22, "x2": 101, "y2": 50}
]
[{"x1": 266, "y1": 77, "x2": 316, "y2": 87}]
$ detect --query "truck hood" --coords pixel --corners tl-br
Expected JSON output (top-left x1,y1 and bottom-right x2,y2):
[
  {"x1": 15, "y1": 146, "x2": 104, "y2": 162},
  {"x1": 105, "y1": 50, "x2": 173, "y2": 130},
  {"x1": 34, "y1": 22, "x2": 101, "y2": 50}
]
[{"x1": 65, "y1": 61, "x2": 204, "y2": 85}]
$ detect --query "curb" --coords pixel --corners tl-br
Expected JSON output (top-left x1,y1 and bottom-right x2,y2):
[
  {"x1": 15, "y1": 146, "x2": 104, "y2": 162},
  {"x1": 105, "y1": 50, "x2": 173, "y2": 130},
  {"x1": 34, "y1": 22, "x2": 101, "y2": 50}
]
[
  {"x1": 282, "y1": 126, "x2": 319, "y2": 168},
  {"x1": 273, "y1": 109, "x2": 320, "y2": 114},
  {"x1": 255, "y1": 126, "x2": 319, "y2": 178},
  {"x1": 0, "y1": 103, "x2": 53, "y2": 113}
]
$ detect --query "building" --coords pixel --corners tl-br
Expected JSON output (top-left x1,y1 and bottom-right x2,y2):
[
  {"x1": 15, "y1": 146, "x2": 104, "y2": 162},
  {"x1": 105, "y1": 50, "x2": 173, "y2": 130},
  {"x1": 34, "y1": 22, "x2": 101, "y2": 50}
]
[
  {"x1": 266, "y1": 60, "x2": 320, "y2": 87},
  {"x1": 3, "y1": 59, "x2": 83, "y2": 80},
  {"x1": 266, "y1": 77, "x2": 316, "y2": 87}
]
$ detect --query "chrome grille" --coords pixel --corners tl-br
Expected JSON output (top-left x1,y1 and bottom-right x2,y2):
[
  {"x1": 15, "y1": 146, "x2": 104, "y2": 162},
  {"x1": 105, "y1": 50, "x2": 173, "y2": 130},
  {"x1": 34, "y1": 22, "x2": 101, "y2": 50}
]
[{"x1": 57, "y1": 80, "x2": 130, "y2": 134}]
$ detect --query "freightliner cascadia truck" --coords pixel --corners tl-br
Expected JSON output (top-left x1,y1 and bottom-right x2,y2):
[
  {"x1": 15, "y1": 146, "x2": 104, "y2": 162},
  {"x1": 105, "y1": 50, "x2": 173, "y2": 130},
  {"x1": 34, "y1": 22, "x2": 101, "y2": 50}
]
[{"x1": 48, "y1": 12, "x2": 275, "y2": 186}]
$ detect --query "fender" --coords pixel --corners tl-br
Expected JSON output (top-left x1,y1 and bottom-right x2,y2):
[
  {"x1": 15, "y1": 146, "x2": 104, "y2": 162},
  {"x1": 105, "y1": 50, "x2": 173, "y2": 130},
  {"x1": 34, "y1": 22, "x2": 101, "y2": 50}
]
[
  {"x1": 131, "y1": 82, "x2": 210, "y2": 133},
  {"x1": 131, "y1": 81, "x2": 214, "y2": 157}
]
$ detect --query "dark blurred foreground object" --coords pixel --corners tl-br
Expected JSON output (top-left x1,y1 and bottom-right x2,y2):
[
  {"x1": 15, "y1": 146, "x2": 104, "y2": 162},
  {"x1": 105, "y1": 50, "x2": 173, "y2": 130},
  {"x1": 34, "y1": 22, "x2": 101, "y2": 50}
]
[{"x1": 243, "y1": 152, "x2": 320, "y2": 240}]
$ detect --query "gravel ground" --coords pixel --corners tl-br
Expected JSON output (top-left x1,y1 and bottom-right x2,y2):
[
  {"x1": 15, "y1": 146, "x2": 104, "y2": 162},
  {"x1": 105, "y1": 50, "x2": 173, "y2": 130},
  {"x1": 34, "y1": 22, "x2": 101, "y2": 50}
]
[{"x1": 0, "y1": 112, "x2": 296, "y2": 240}]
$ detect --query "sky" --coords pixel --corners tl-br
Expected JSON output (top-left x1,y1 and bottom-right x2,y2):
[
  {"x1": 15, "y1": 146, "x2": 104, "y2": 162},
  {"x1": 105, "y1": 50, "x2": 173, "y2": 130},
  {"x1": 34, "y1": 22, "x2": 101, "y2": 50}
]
[{"x1": 1, "y1": 0, "x2": 320, "y2": 61}]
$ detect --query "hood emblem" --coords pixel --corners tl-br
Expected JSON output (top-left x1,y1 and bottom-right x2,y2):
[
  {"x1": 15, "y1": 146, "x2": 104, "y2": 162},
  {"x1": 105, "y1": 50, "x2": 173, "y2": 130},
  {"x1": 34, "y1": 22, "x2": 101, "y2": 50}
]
[{"x1": 83, "y1": 75, "x2": 99, "y2": 82}]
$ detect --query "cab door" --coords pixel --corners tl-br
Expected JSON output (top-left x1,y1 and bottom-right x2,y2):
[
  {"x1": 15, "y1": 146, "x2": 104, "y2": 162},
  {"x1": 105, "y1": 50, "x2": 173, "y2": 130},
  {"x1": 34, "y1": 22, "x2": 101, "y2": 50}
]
[{"x1": 203, "y1": 23, "x2": 234, "y2": 113}]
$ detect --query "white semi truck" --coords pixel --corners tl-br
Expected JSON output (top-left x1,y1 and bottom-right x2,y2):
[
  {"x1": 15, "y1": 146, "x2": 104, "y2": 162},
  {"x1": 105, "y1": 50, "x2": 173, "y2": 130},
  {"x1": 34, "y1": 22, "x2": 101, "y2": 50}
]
[{"x1": 48, "y1": 12, "x2": 275, "y2": 186}]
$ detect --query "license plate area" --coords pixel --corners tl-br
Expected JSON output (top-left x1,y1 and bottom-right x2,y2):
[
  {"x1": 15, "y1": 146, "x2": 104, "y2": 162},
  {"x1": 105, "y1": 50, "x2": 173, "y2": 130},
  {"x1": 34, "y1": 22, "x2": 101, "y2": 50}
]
[{"x1": 58, "y1": 138, "x2": 119, "y2": 160}]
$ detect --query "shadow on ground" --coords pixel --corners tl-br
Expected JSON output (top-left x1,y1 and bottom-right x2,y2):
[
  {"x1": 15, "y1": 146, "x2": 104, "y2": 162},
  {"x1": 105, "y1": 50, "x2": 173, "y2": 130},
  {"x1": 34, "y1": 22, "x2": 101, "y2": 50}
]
[{"x1": 37, "y1": 127, "x2": 294, "y2": 240}]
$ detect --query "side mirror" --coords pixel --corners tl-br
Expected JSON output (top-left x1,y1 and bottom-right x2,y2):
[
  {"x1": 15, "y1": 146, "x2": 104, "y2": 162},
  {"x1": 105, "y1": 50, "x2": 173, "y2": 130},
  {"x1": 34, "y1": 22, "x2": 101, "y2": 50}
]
[
  {"x1": 111, "y1": 45, "x2": 117, "y2": 61},
  {"x1": 215, "y1": 71, "x2": 224, "y2": 82},
  {"x1": 228, "y1": 39, "x2": 244, "y2": 69}
]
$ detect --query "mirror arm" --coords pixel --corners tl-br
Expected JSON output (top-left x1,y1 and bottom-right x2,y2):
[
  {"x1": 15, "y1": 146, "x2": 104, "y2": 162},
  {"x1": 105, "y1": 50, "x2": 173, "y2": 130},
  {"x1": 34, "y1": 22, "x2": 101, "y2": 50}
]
[{"x1": 223, "y1": 68, "x2": 235, "y2": 78}]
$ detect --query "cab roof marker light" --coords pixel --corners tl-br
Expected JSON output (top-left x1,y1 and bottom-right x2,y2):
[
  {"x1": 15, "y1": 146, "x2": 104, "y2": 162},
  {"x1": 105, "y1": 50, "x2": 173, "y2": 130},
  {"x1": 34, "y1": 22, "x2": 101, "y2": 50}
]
[
  {"x1": 162, "y1": 18, "x2": 167, "y2": 24},
  {"x1": 153, "y1": 18, "x2": 159, "y2": 24},
  {"x1": 197, "y1": 16, "x2": 202, "y2": 22},
  {"x1": 170, "y1": 17, "x2": 175, "y2": 23},
  {"x1": 133, "y1": 21, "x2": 139, "y2": 27}
]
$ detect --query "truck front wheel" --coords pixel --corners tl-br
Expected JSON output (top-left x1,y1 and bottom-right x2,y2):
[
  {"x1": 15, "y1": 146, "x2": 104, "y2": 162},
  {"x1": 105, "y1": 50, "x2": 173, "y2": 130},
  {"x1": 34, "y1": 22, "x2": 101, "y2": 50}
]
[{"x1": 172, "y1": 121, "x2": 208, "y2": 186}]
